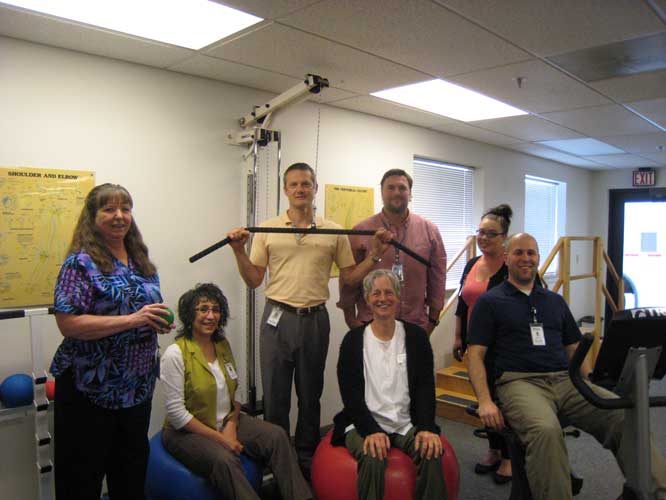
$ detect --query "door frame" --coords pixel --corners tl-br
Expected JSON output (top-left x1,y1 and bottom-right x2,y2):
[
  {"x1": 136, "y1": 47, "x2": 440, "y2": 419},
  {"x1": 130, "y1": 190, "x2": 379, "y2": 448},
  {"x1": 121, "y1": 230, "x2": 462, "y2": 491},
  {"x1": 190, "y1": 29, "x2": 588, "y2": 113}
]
[{"x1": 606, "y1": 187, "x2": 666, "y2": 325}]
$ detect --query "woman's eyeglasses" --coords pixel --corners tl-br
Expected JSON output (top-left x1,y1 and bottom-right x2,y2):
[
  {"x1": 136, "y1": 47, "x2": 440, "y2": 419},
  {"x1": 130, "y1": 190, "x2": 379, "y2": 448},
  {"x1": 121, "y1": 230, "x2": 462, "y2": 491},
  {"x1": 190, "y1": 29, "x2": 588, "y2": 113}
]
[
  {"x1": 195, "y1": 306, "x2": 222, "y2": 315},
  {"x1": 476, "y1": 229, "x2": 505, "y2": 238}
]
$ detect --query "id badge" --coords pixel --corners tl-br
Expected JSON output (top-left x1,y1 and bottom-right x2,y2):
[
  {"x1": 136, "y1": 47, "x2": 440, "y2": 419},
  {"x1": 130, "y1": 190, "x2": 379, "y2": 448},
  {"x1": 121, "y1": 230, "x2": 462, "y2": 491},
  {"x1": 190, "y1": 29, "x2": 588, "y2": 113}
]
[
  {"x1": 267, "y1": 306, "x2": 283, "y2": 327},
  {"x1": 225, "y1": 362, "x2": 238, "y2": 380},
  {"x1": 392, "y1": 262, "x2": 404, "y2": 283},
  {"x1": 530, "y1": 323, "x2": 546, "y2": 346}
]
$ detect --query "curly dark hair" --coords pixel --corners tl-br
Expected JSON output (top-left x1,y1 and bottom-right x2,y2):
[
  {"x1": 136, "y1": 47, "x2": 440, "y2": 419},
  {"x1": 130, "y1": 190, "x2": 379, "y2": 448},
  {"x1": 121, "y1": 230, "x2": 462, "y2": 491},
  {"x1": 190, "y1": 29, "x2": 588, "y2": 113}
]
[
  {"x1": 68, "y1": 183, "x2": 157, "y2": 275},
  {"x1": 176, "y1": 283, "x2": 230, "y2": 342},
  {"x1": 482, "y1": 204, "x2": 513, "y2": 234}
]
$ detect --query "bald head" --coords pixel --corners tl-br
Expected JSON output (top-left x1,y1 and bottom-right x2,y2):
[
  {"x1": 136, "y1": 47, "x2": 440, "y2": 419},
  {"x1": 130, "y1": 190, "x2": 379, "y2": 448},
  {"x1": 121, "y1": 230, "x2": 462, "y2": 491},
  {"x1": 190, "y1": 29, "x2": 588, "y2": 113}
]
[
  {"x1": 505, "y1": 233, "x2": 540, "y2": 288},
  {"x1": 506, "y1": 233, "x2": 539, "y2": 254}
]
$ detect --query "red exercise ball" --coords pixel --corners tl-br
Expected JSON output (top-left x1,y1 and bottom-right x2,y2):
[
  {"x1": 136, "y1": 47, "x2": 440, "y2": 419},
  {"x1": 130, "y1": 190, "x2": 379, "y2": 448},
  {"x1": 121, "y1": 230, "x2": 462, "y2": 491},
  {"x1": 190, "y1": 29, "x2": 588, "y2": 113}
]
[
  {"x1": 311, "y1": 430, "x2": 460, "y2": 500},
  {"x1": 45, "y1": 380, "x2": 55, "y2": 401}
]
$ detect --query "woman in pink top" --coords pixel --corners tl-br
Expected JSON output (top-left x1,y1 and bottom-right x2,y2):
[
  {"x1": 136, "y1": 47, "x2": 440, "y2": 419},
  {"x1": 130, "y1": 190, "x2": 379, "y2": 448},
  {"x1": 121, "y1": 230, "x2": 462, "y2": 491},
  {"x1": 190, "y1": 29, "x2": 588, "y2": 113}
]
[{"x1": 453, "y1": 204, "x2": 513, "y2": 484}]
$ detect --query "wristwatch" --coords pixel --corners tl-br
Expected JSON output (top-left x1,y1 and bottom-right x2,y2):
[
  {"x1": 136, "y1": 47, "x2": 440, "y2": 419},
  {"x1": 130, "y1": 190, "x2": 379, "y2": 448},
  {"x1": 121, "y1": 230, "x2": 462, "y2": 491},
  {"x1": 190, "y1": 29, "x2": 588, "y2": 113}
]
[
  {"x1": 371, "y1": 254, "x2": 382, "y2": 263},
  {"x1": 428, "y1": 316, "x2": 440, "y2": 327}
]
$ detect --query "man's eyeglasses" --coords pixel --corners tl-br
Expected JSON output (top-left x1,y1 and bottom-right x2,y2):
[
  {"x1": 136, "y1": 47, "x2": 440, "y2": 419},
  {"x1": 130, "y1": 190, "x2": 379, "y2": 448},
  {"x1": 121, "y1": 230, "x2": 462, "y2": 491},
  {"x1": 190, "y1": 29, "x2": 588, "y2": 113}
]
[
  {"x1": 195, "y1": 306, "x2": 222, "y2": 315},
  {"x1": 476, "y1": 229, "x2": 505, "y2": 239}
]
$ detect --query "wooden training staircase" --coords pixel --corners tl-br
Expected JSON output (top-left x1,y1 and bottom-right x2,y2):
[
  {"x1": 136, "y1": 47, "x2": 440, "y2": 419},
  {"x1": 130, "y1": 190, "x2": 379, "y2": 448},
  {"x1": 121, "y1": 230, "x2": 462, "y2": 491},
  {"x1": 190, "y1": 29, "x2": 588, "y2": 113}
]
[{"x1": 434, "y1": 235, "x2": 624, "y2": 426}]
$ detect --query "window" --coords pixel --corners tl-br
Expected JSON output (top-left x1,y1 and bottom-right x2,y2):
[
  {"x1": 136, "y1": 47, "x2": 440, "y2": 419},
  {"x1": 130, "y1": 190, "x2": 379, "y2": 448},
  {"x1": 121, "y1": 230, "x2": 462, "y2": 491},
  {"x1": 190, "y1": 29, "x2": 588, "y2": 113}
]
[
  {"x1": 524, "y1": 175, "x2": 566, "y2": 274},
  {"x1": 412, "y1": 157, "x2": 474, "y2": 285}
]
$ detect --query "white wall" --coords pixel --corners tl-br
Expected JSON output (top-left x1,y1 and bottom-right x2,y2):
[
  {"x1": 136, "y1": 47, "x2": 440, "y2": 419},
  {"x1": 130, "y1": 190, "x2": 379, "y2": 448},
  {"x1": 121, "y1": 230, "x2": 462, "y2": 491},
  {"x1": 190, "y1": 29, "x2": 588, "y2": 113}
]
[
  {"x1": 0, "y1": 36, "x2": 595, "y2": 498},
  {"x1": 590, "y1": 167, "x2": 666, "y2": 245}
]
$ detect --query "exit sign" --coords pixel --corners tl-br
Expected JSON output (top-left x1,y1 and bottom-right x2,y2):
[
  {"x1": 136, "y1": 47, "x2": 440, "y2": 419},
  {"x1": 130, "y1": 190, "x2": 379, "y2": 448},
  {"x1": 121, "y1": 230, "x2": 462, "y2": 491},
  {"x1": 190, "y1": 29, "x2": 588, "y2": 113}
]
[{"x1": 633, "y1": 169, "x2": 656, "y2": 187}]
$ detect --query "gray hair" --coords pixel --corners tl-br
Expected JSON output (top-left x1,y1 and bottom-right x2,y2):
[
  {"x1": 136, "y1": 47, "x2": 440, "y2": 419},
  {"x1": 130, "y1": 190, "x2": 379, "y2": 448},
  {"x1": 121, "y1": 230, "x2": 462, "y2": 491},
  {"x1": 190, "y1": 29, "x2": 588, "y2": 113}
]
[{"x1": 363, "y1": 269, "x2": 401, "y2": 300}]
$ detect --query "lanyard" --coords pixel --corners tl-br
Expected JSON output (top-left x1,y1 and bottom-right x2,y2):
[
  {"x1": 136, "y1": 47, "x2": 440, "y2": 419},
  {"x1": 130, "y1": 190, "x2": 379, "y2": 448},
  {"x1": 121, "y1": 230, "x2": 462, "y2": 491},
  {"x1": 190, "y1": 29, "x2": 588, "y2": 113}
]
[{"x1": 381, "y1": 216, "x2": 409, "y2": 263}]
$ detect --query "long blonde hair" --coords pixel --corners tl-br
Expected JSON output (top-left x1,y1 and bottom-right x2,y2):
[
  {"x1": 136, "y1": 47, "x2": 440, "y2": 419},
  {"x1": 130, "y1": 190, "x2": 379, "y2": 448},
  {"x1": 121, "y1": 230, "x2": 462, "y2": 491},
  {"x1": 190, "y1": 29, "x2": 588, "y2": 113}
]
[{"x1": 69, "y1": 183, "x2": 157, "y2": 275}]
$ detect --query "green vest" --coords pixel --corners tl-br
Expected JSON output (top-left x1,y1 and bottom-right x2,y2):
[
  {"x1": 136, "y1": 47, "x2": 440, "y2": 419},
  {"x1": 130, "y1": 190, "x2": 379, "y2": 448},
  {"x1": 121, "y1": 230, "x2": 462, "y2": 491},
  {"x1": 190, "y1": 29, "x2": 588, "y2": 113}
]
[{"x1": 166, "y1": 336, "x2": 238, "y2": 430}]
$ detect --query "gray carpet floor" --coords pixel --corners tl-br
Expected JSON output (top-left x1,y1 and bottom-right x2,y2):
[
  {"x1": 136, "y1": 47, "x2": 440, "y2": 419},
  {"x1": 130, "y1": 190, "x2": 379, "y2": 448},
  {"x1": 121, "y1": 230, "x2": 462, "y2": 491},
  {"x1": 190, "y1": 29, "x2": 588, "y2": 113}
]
[{"x1": 441, "y1": 377, "x2": 666, "y2": 500}]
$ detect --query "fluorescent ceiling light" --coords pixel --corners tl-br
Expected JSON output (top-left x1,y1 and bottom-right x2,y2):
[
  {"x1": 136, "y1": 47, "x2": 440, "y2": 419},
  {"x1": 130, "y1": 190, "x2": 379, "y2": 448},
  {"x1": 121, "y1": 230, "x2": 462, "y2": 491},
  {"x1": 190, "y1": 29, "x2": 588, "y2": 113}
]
[
  {"x1": 3, "y1": 0, "x2": 263, "y2": 50},
  {"x1": 539, "y1": 138, "x2": 624, "y2": 155},
  {"x1": 371, "y1": 79, "x2": 527, "y2": 122}
]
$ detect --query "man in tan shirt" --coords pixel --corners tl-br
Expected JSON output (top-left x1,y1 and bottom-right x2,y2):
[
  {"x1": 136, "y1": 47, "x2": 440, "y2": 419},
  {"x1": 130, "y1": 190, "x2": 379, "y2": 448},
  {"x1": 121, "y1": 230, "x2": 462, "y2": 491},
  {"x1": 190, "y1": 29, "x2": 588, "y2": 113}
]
[{"x1": 227, "y1": 162, "x2": 389, "y2": 478}]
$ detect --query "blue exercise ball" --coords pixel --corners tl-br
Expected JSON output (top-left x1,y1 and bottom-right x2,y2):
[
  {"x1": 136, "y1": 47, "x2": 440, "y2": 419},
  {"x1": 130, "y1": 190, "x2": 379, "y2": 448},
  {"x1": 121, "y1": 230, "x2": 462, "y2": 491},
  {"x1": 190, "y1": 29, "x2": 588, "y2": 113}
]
[
  {"x1": 145, "y1": 431, "x2": 262, "y2": 500},
  {"x1": 0, "y1": 373, "x2": 33, "y2": 408}
]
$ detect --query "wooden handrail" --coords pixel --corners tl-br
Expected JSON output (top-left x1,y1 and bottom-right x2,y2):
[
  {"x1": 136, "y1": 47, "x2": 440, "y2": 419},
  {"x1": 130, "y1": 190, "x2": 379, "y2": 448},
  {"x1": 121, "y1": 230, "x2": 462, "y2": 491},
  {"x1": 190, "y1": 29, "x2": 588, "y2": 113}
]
[
  {"x1": 438, "y1": 236, "x2": 476, "y2": 320},
  {"x1": 602, "y1": 285, "x2": 618, "y2": 313},
  {"x1": 445, "y1": 235, "x2": 476, "y2": 274},
  {"x1": 570, "y1": 273, "x2": 596, "y2": 281},
  {"x1": 603, "y1": 251, "x2": 622, "y2": 284},
  {"x1": 538, "y1": 238, "x2": 563, "y2": 282}
]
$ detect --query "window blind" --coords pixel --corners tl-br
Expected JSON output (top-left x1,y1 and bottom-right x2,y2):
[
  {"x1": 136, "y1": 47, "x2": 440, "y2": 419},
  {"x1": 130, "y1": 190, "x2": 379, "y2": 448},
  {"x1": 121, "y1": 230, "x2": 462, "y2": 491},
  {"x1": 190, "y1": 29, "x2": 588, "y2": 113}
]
[{"x1": 412, "y1": 157, "x2": 474, "y2": 285}]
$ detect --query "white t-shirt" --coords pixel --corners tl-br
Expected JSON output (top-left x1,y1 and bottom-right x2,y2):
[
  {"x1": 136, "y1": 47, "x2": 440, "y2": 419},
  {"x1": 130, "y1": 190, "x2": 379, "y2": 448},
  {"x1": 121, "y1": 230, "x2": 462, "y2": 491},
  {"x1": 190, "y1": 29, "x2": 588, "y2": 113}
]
[{"x1": 361, "y1": 322, "x2": 412, "y2": 435}]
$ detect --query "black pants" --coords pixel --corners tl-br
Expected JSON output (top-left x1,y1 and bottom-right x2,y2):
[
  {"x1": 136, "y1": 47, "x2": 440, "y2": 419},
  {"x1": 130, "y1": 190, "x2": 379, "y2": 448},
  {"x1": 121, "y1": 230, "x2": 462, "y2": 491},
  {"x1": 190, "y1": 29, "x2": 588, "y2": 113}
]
[{"x1": 54, "y1": 369, "x2": 151, "y2": 500}]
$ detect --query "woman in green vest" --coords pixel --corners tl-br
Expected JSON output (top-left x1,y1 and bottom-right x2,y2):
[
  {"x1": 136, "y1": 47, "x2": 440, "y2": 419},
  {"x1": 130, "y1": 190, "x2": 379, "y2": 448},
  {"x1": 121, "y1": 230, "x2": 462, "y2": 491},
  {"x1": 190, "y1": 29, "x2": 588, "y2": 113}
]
[{"x1": 161, "y1": 283, "x2": 312, "y2": 500}]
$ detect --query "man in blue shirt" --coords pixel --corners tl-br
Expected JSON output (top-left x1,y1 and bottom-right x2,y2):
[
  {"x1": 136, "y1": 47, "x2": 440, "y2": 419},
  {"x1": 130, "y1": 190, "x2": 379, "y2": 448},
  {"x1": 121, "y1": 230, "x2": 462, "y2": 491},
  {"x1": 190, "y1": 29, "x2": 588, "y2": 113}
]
[{"x1": 467, "y1": 233, "x2": 666, "y2": 500}]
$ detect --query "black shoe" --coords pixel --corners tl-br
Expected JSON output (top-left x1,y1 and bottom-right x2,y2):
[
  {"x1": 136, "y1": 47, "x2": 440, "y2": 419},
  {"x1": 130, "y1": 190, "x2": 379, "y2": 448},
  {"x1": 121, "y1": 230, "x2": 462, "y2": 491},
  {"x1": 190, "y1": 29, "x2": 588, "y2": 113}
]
[
  {"x1": 474, "y1": 460, "x2": 500, "y2": 474},
  {"x1": 493, "y1": 472, "x2": 513, "y2": 484}
]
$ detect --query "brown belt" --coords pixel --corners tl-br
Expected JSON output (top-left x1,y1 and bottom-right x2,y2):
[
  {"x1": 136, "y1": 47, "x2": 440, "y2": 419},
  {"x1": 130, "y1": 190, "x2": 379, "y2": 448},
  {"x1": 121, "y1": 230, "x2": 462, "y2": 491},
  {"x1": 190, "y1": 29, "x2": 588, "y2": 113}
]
[{"x1": 267, "y1": 299, "x2": 326, "y2": 316}]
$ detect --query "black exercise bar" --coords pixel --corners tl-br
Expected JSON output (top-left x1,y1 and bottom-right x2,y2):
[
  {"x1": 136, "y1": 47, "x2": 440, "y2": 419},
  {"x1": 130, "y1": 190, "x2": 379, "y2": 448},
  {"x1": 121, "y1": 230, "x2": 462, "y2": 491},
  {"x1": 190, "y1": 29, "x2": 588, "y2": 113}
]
[
  {"x1": 0, "y1": 307, "x2": 55, "y2": 321},
  {"x1": 189, "y1": 227, "x2": 431, "y2": 268}
]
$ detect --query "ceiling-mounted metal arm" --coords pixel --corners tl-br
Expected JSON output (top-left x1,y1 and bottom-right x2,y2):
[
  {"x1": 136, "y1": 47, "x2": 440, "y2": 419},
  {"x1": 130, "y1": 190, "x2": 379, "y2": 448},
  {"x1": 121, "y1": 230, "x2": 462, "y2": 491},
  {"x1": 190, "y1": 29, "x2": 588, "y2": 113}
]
[{"x1": 238, "y1": 74, "x2": 329, "y2": 129}]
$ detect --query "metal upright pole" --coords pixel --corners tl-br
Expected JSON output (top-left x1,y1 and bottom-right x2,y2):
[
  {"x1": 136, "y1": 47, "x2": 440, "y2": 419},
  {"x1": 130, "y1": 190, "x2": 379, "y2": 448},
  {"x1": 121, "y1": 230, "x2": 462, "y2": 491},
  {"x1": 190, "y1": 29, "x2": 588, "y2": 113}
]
[
  {"x1": 246, "y1": 135, "x2": 259, "y2": 412},
  {"x1": 276, "y1": 131, "x2": 282, "y2": 216}
]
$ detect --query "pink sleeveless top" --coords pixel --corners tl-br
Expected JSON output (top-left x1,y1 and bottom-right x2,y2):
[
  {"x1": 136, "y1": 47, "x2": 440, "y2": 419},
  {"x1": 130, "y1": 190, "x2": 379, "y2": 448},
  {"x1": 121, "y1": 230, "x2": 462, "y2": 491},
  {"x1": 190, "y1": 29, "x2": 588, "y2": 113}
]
[{"x1": 461, "y1": 260, "x2": 490, "y2": 326}]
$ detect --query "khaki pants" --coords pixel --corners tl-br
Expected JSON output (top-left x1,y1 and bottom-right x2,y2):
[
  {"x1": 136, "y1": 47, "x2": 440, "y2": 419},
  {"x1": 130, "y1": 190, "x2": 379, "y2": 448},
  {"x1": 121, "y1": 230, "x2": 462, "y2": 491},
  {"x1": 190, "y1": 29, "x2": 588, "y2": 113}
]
[
  {"x1": 163, "y1": 414, "x2": 312, "y2": 500},
  {"x1": 496, "y1": 371, "x2": 666, "y2": 500},
  {"x1": 345, "y1": 427, "x2": 448, "y2": 500}
]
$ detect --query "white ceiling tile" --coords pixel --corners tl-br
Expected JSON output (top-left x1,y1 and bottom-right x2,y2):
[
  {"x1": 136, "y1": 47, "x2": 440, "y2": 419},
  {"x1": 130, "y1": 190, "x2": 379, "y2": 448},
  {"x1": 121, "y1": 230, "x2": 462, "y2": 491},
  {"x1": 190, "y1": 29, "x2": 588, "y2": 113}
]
[
  {"x1": 581, "y1": 154, "x2": 659, "y2": 168},
  {"x1": 169, "y1": 55, "x2": 300, "y2": 92},
  {"x1": 430, "y1": 122, "x2": 523, "y2": 146},
  {"x1": 330, "y1": 96, "x2": 456, "y2": 129},
  {"x1": 168, "y1": 55, "x2": 356, "y2": 103},
  {"x1": 599, "y1": 133, "x2": 666, "y2": 153},
  {"x1": 204, "y1": 23, "x2": 431, "y2": 94},
  {"x1": 437, "y1": 0, "x2": 666, "y2": 57},
  {"x1": 506, "y1": 143, "x2": 605, "y2": 168},
  {"x1": 537, "y1": 138, "x2": 624, "y2": 155},
  {"x1": 0, "y1": 5, "x2": 194, "y2": 68},
  {"x1": 638, "y1": 152, "x2": 666, "y2": 165},
  {"x1": 471, "y1": 115, "x2": 583, "y2": 142},
  {"x1": 590, "y1": 69, "x2": 666, "y2": 102},
  {"x1": 542, "y1": 105, "x2": 660, "y2": 137},
  {"x1": 211, "y1": 0, "x2": 321, "y2": 20},
  {"x1": 449, "y1": 59, "x2": 610, "y2": 113},
  {"x1": 626, "y1": 98, "x2": 666, "y2": 128},
  {"x1": 279, "y1": 0, "x2": 530, "y2": 77}
]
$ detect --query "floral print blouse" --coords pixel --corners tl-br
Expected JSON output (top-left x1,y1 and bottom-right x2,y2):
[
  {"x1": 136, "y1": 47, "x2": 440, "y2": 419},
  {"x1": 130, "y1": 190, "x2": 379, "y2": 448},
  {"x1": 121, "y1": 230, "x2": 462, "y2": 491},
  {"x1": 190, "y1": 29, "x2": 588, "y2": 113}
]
[{"x1": 50, "y1": 251, "x2": 162, "y2": 409}]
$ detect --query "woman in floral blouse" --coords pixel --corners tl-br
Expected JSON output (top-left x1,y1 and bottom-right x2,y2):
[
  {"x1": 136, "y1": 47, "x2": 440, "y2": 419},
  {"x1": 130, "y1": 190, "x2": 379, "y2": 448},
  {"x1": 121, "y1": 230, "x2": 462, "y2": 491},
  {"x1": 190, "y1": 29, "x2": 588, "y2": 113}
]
[{"x1": 50, "y1": 183, "x2": 172, "y2": 500}]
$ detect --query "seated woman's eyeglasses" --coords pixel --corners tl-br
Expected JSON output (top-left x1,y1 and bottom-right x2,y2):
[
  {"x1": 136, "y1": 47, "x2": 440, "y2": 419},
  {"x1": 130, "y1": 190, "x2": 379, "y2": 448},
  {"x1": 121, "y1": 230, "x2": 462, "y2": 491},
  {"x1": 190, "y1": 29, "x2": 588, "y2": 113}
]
[
  {"x1": 476, "y1": 229, "x2": 504, "y2": 238},
  {"x1": 195, "y1": 306, "x2": 222, "y2": 315}
]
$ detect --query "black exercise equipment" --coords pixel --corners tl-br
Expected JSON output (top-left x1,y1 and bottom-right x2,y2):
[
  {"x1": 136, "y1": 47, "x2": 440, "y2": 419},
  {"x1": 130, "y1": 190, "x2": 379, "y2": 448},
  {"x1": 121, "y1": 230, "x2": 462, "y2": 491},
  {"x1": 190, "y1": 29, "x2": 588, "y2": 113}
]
[
  {"x1": 570, "y1": 307, "x2": 666, "y2": 500},
  {"x1": 189, "y1": 227, "x2": 431, "y2": 267}
]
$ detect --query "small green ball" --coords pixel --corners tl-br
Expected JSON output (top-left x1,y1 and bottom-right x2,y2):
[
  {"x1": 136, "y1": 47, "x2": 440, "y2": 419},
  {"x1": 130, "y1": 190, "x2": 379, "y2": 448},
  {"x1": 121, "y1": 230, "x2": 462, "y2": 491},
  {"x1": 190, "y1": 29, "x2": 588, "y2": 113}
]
[{"x1": 161, "y1": 307, "x2": 175, "y2": 325}]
